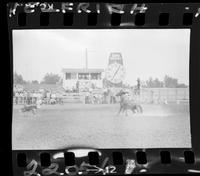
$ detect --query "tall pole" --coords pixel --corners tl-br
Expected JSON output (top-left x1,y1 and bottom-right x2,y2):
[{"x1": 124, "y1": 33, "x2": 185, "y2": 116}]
[{"x1": 86, "y1": 48, "x2": 88, "y2": 69}]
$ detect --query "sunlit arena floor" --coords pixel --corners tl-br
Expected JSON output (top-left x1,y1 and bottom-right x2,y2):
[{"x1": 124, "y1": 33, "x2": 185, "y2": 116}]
[{"x1": 12, "y1": 103, "x2": 191, "y2": 150}]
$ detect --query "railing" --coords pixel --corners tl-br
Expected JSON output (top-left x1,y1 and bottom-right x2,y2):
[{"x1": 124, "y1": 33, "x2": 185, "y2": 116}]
[
  {"x1": 13, "y1": 93, "x2": 85, "y2": 105},
  {"x1": 13, "y1": 97, "x2": 64, "y2": 105},
  {"x1": 13, "y1": 88, "x2": 189, "y2": 105},
  {"x1": 138, "y1": 88, "x2": 189, "y2": 103},
  {"x1": 13, "y1": 97, "x2": 38, "y2": 105},
  {"x1": 62, "y1": 93, "x2": 85, "y2": 103}
]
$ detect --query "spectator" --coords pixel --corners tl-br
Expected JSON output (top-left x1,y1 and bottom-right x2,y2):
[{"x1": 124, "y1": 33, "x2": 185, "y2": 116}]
[
  {"x1": 27, "y1": 91, "x2": 31, "y2": 105},
  {"x1": 47, "y1": 91, "x2": 50, "y2": 99},
  {"x1": 110, "y1": 90, "x2": 116, "y2": 104},
  {"x1": 15, "y1": 91, "x2": 19, "y2": 104},
  {"x1": 32, "y1": 91, "x2": 37, "y2": 104},
  {"x1": 51, "y1": 92, "x2": 56, "y2": 100},
  {"x1": 23, "y1": 91, "x2": 27, "y2": 104},
  {"x1": 38, "y1": 91, "x2": 43, "y2": 100},
  {"x1": 85, "y1": 91, "x2": 90, "y2": 104},
  {"x1": 18, "y1": 92, "x2": 22, "y2": 104},
  {"x1": 58, "y1": 92, "x2": 63, "y2": 104},
  {"x1": 20, "y1": 91, "x2": 25, "y2": 104}
]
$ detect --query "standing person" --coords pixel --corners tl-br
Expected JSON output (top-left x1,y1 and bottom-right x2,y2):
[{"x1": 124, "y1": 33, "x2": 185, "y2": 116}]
[
  {"x1": 85, "y1": 91, "x2": 90, "y2": 104},
  {"x1": 30, "y1": 91, "x2": 34, "y2": 104},
  {"x1": 150, "y1": 90, "x2": 154, "y2": 104},
  {"x1": 76, "y1": 81, "x2": 79, "y2": 92},
  {"x1": 18, "y1": 92, "x2": 22, "y2": 104},
  {"x1": 57, "y1": 91, "x2": 62, "y2": 104},
  {"x1": 110, "y1": 89, "x2": 116, "y2": 104},
  {"x1": 51, "y1": 92, "x2": 56, "y2": 104},
  {"x1": 23, "y1": 90, "x2": 26, "y2": 104},
  {"x1": 59, "y1": 92, "x2": 64, "y2": 104},
  {"x1": 89, "y1": 91, "x2": 94, "y2": 104},
  {"x1": 49, "y1": 90, "x2": 52, "y2": 99},
  {"x1": 32, "y1": 91, "x2": 37, "y2": 104},
  {"x1": 107, "y1": 89, "x2": 111, "y2": 104},
  {"x1": 15, "y1": 91, "x2": 19, "y2": 104},
  {"x1": 27, "y1": 91, "x2": 31, "y2": 105},
  {"x1": 36, "y1": 91, "x2": 41, "y2": 103},
  {"x1": 21, "y1": 91, "x2": 25, "y2": 104},
  {"x1": 103, "y1": 88, "x2": 108, "y2": 104},
  {"x1": 137, "y1": 78, "x2": 141, "y2": 96},
  {"x1": 23, "y1": 91, "x2": 27, "y2": 104},
  {"x1": 43, "y1": 89, "x2": 47, "y2": 99},
  {"x1": 46, "y1": 90, "x2": 50, "y2": 104}
]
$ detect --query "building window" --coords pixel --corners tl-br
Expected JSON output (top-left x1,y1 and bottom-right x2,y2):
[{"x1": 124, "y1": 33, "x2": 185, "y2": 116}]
[
  {"x1": 66, "y1": 73, "x2": 71, "y2": 80},
  {"x1": 91, "y1": 73, "x2": 101, "y2": 80},
  {"x1": 78, "y1": 73, "x2": 89, "y2": 80}
]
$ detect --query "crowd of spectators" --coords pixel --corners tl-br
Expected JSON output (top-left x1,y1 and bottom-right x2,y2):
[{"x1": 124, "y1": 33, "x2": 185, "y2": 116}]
[
  {"x1": 13, "y1": 86, "x2": 64, "y2": 105},
  {"x1": 84, "y1": 88, "x2": 120, "y2": 104},
  {"x1": 13, "y1": 85, "x2": 137, "y2": 105}
]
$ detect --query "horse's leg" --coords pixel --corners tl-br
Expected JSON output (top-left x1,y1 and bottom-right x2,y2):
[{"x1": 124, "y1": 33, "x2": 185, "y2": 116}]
[
  {"x1": 125, "y1": 109, "x2": 128, "y2": 116},
  {"x1": 135, "y1": 105, "x2": 139, "y2": 113},
  {"x1": 139, "y1": 105, "x2": 143, "y2": 113},
  {"x1": 131, "y1": 107, "x2": 136, "y2": 114},
  {"x1": 32, "y1": 109, "x2": 36, "y2": 115},
  {"x1": 123, "y1": 107, "x2": 128, "y2": 116},
  {"x1": 117, "y1": 105, "x2": 123, "y2": 115},
  {"x1": 121, "y1": 106, "x2": 127, "y2": 116},
  {"x1": 136, "y1": 105, "x2": 142, "y2": 113}
]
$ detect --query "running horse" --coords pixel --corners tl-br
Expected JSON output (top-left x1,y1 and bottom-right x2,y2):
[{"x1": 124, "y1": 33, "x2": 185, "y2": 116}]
[{"x1": 116, "y1": 90, "x2": 143, "y2": 116}]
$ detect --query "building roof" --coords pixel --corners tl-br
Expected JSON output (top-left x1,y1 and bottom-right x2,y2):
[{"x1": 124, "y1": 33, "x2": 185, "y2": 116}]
[{"x1": 61, "y1": 68, "x2": 104, "y2": 73}]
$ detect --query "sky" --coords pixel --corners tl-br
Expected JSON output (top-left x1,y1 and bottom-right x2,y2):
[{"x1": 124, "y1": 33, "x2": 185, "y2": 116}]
[{"x1": 13, "y1": 29, "x2": 190, "y2": 86}]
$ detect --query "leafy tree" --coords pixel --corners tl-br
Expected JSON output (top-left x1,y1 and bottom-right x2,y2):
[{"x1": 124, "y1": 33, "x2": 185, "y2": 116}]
[
  {"x1": 144, "y1": 75, "x2": 187, "y2": 88},
  {"x1": 146, "y1": 77, "x2": 163, "y2": 88},
  {"x1": 164, "y1": 75, "x2": 178, "y2": 88},
  {"x1": 146, "y1": 77, "x2": 153, "y2": 88},
  {"x1": 176, "y1": 83, "x2": 188, "y2": 88},
  {"x1": 13, "y1": 72, "x2": 26, "y2": 84},
  {"x1": 58, "y1": 78, "x2": 63, "y2": 85},
  {"x1": 154, "y1": 78, "x2": 164, "y2": 87},
  {"x1": 32, "y1": 80, "x2": 39, "y2": 84},
  {"x1": 41, "y1": 73, "x2": 61, "y2": 84}
]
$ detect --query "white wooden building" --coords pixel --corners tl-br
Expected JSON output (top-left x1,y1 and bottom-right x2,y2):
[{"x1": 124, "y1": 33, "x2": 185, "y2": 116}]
[{"x1": 61, "y1": 68, "x2": 104, "y2": 91}]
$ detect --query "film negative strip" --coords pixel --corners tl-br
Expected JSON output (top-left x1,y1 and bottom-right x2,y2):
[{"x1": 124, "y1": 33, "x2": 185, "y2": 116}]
[{"x1": 5, "y1": 1, "x2": 200, "y2": 175}]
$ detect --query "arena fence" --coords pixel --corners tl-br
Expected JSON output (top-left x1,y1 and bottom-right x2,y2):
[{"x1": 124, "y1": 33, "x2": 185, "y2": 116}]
[
  {"x1": 138, "y1": 88, "x2": 189, "y2": 103},
  {"x1": 13, "y1": 88, "x2": 189, "y2": 105},
  {"x1": 62, "y1": 93, "x2": 85, "y2": 103}
]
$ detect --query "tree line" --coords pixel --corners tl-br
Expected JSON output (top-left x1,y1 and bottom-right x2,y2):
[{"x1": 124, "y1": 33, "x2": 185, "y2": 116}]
[
  {"x1": 14, "y1": 72, "x2": 61, "y2": 85},
  {"x1": 143, "y1": 75, "x2": 188, "y2": 88},
  {"x1": 14, "y1": 71, "x2": 188, "y2": 88}
]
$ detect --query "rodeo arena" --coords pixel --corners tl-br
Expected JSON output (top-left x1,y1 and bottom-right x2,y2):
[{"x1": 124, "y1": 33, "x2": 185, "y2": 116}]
[{"x1": 12, "y1": 53, "x2": 191, "y2": 150}]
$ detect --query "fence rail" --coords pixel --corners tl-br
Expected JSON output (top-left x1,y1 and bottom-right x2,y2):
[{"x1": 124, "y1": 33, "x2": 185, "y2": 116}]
[
  {"x1": 13, "y1": 88, "x2": 189, "y2": 105},
  {"x1": 138, "y1": 88, "x2": 189, "y2": 103}
]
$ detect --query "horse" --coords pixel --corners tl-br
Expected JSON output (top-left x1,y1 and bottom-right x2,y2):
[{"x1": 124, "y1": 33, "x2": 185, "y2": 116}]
[{"x1": 116, "y1": 90, "x2": 143, "y2": 116}]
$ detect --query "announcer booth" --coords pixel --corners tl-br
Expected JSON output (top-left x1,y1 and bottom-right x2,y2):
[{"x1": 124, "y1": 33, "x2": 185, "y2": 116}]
[{"x1": 61, "y1": 68, "x2": 104, "y2": 92}]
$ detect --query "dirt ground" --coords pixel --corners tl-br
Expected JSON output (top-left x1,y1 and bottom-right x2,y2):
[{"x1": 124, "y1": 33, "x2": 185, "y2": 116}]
[{"x1": 12, "y1": 103, "x2": 191, "y2": 150}]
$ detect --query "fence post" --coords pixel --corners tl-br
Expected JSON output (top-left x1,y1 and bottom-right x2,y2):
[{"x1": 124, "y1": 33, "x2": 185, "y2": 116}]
[
  {"x1": 151, "y1": 90, "x2": 154, "y2": 103},
  {"x1": 167, "y1": 88, "x2": 169, "y2": 102},
  {"x1": 158, "y1": 88, "x2": 161, "y2": 103}
]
